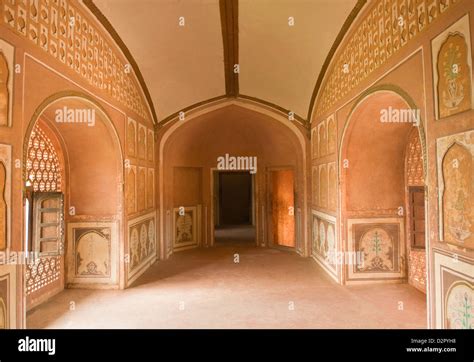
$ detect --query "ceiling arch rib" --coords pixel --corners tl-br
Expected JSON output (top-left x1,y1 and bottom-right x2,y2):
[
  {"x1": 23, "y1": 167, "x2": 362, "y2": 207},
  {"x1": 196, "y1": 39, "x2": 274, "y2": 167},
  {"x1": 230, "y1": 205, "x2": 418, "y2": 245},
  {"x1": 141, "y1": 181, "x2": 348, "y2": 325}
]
[{"x1": 92, "y1": 0, "x2": 358, "y2": 125}]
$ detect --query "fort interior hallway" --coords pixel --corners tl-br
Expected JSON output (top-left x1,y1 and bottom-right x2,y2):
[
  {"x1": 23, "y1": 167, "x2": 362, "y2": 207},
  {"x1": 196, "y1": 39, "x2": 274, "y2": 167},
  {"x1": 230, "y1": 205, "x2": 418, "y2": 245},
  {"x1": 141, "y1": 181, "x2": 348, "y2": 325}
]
[
  {"x1": 27, "y1": 240, "x2": 426, "y2": 329},
  {"x1": 0, "y1": 0, "x2": 472, "y2": 331}
]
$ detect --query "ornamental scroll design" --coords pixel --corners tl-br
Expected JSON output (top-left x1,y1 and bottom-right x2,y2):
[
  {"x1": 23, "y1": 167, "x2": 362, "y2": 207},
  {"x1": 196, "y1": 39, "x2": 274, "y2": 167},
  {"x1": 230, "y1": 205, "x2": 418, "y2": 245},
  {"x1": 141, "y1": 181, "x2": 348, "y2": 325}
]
[
  {"x1": 315, "y1": 0, "x2": 459, "y2": 117},
  {"x1": 2, "y1": 0, "x2": 149, "y2": 120}
]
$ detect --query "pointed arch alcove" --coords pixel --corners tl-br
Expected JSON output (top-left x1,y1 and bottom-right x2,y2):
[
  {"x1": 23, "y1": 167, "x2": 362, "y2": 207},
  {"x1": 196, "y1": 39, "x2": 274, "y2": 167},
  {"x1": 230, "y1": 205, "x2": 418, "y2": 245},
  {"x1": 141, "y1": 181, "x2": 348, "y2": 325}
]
[
  {"x1": 340, "y1": 89, "x2": 427, "y2": 287},
  {"x1": 23, "y1": 93, "x2": 124, "y2": 312}
]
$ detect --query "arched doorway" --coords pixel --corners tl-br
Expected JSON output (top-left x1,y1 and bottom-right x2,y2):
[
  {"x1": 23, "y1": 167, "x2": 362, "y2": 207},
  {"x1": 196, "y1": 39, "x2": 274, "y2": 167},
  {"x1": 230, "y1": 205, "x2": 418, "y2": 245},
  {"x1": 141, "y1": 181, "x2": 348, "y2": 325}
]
[
  {"x1": 23, "y1": 94, "x2": 124, "y2": 312},
  {"x1": 340, "y1": 89, "x2": 427, "y2": 297},
  {"x1": 159, "y1": 101, "x2": 307, "y2": 257}
]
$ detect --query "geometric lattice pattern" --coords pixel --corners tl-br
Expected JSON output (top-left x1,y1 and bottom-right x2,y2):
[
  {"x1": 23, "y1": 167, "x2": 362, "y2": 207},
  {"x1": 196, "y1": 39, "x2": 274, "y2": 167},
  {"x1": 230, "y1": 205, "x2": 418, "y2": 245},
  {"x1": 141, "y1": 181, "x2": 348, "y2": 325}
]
[
  {"x1": 25, "y1": 256, "x2": 61, "y2": 296},
  {"x1": 26, "y1": 125, "x2": 62, "y2": 192},
  {"x1": 2, "y1": 0, "x2": 149, "y2": 121},
  {"x1": 406, "y1": 131, "x2": 424, "y2": 186},
  {"x1": 315, "y1": 0, "x2": 459, "y2": 117}
]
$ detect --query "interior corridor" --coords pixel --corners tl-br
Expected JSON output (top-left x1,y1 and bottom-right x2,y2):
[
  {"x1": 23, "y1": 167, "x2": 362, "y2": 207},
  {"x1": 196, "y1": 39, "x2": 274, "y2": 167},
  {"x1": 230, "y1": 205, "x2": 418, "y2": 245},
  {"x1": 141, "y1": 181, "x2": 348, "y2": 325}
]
[
  {"x1": 27, "y1": 240, "x2": 426, "y2": 329},
  {"x1": 0, "y1": 0, "x2": 471, "y2": 332}
]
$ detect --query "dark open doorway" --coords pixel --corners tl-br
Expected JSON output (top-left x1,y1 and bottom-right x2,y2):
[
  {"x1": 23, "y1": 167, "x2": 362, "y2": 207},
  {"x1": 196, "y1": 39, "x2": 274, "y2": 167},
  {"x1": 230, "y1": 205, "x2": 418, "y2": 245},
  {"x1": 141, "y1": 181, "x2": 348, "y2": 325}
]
[{"x1": 213, "y1": 171, "x2": 255, "y2": 243}]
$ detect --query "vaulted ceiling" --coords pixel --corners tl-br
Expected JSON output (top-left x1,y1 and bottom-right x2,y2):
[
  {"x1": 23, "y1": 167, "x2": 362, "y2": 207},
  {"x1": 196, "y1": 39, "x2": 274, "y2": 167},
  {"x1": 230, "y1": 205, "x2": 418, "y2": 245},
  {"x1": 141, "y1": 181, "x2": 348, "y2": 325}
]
[{"x1": 90, "y1": 0, "x2": 360, "y2": 123}]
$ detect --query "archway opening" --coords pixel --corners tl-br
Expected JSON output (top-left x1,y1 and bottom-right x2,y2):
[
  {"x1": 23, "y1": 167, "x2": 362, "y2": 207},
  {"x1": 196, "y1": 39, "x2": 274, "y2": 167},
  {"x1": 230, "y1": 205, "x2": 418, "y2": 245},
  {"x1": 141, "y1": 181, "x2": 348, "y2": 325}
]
[
  {"x1": 161, "y1": 104, "x2": 305, "y2": 253},
  {"x1": 340, "y1": 91, "x2": 427, "y2": 324},
  {"x1": 23, "y1": 96, "x2": 123, "y2": 315}
]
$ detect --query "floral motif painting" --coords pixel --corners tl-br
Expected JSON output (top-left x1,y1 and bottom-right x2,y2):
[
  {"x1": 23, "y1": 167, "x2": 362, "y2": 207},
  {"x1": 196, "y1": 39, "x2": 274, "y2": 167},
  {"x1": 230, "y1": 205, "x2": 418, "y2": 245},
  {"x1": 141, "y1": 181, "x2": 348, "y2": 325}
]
[
  {"x1": 437, "y1": 131, "x2": 474, "y2": 250},
  {"x1": 446, "y1": 281, "x2": 473, "y2": 329},
  {"x1": 358, "y1": 227, "x2": 394, "y2": 272},
  {"x1": 311, "y1": 211, "x2": 337, "y2": 278},
  {"x1": 128, "y1": 213, "x2": 156, "y2": 275},
  {"x1": 432, "y1": 15, "x2": 473, "y2": 120},
  {"x1": 437, "y1": 33, "x2": 472, "y2": 118},
  {"x1": 173, "y1": 206, "x2": 199, "y2": 250},
  {"x1": 348, "y1": 218, "x2": 405, "y2": 281}
]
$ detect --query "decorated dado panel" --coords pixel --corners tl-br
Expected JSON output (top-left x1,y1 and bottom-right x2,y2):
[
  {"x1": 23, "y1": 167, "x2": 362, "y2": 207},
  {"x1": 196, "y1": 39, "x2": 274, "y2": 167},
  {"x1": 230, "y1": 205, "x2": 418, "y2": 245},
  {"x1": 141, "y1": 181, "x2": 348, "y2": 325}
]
[
  {"x1": 311, "y1": 210, "x2": 338, "y2": 280},
  {"x1": 1, "y1": 0, "x2": 149, "y2": 120},
  {"x1": 315, "y1": 0, "x2": 461, "y2": 117},
  {"x1": 173, "y1": 206, "x2": 200, "y2": 251},
  {"x1": 347, "y1": 218, "x2": 406, "y2": 281},
  {"x1": 67, "y1": 221, "x2": 118, "y2": 285},
  {"x1": 433, "y1": 249, "x2": 473, "y2": 329},
  {"x1": 128, "y1": 211, "x2": 156, "y2": 281},
  {"x1": 0, "y1": 272, "x2": 8, "y2": 329},
  {"x1": 431, "y1": 14, "x2": 473, "y2": 119},
  {"x1": 436, "y1": 130, "x2": 473, "y2": 250},
  {"x1": 0, "y1": 265, "x2": 17, "y2": 329}
]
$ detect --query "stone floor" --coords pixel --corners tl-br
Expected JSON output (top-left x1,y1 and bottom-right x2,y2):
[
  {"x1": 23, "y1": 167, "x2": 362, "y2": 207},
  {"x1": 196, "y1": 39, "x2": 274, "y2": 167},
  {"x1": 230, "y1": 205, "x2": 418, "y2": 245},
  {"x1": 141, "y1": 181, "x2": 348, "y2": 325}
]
[{"x1": 27, "y1": 227, "x2": 427, "y2": 329}]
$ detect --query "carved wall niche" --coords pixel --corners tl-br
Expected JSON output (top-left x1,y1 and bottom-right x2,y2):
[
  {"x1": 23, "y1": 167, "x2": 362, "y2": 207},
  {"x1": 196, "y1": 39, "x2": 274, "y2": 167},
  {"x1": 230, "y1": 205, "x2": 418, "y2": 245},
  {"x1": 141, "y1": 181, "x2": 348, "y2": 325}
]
[
  {"x1": 437, "y1": 131, "x2": 474, "y2": 250},
  {"x1": 137, "y1": 167, "x2": 146, "y2": 212},
  {"x1": 147, "y1": 129, "x2": 154, "y2": 162},
  {"x1": 311, "y1": 210, "x2": 338, "y2": 281},
  {"x1": 128, "y1": 211, "x2": 156, "y2": 281},
  {"x1": 147, "y1": 168, "x2": 154, "y2": 209},
  {"x1": 318, "y1": 121, "x2": 327, "y2": 157},
  {"x1": 67, "y1": 222, "x2": 118, "y2": 285},
  {"x1": 347, "y1": 218, "x2": 405, "y2": 281},
  {"x1": 0, "y1": 40, "x2": 14, "y2": 127},
  {"x1": 432, "y1": 14, "x2": 473, "y2": 119},
  {"x1": 126, "y1": 165, "x2": 136, "y2": 215},
  {"x1": 319, "y1": 164, "x2": 328, "y2": 209},
  {"x1": 0, "y1": 144, "x2": 11, "y2": 252},
  {"x1": 311, "y1": 128, "x2": 318, "y2": 159},
  {"x1": 312, "y1": 166, "x2": 318, "y2": 206},
  {"x1": 127, "y1": 118, "x2": 136, "y2": 157},
  {"x1": 137, "y1": 124, "x2": 146, "y2": 160},
  {"x1": 328, "y1": 162, "x2": 337, "y2": 211},
  {"x1": 327, "y1": 116, "x2": 336, "y2": 154},
  {"x1": 433, "y1": 250, "x2": 473, "y2": 329}
]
